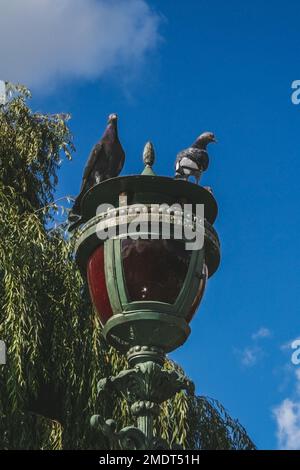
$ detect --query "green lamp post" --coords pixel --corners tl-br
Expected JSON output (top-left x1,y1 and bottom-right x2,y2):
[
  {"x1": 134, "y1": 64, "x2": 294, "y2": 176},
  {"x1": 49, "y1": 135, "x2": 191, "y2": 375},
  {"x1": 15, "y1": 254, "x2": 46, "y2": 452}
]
[{"x1": 74, "y1": 143, "x2": 220, "y2": 450}]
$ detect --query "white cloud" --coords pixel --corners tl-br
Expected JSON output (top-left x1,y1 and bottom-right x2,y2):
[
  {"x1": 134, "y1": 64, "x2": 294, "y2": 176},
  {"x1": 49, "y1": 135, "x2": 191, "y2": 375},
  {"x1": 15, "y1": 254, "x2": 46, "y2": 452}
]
[
  {"x1": 273, "y1": 399, "x2": 300, "y2": 449},
  {"x1": 0, "y1": 0, "x2": 161, "y2": 90},
  {"x1": 273, "y1": 369, "x2": 300, "y2": 449},
  {"x1": 252, "y1": 327, "x2": 271, "y2": 340},
  {"x1": 236, "y1": 327, "x2": 271, "y2": 367},
  {"x1": 240, "y1": 346, "x2": 263, "y2": 367}
]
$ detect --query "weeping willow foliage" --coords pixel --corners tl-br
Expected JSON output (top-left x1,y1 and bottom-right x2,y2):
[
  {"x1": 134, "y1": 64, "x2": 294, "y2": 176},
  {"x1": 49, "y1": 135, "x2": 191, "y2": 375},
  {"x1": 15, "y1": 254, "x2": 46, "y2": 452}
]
[{"x1": 0, "y1": 84, "x2": 255, "y2": 450}]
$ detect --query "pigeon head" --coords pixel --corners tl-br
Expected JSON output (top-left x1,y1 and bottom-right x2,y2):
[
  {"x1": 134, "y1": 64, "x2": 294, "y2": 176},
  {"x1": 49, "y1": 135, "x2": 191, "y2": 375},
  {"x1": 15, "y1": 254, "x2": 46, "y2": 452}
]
[
  {"x1": 194, "y1": 132, "x2": 217, "y2": 149},
  {"x1": 108, "y1": 113, "x2": 118, "y2": 123},
  {"x1": 104, "y1": 113, "x2": 119, "y2": 139}
]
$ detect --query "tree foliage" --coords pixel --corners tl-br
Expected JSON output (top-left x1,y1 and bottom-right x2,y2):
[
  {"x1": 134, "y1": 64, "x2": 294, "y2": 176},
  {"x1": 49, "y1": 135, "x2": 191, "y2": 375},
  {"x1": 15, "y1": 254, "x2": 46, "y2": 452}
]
[{"x1": 0, "y1": 84, "x2": 255, "y2": 450}]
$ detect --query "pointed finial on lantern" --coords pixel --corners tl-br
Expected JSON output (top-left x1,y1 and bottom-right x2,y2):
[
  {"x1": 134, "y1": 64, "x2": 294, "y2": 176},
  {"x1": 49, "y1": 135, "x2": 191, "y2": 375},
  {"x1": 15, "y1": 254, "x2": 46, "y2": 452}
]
[{"x1": 142, "y1": 141, "x2": 156, "y2": 176}]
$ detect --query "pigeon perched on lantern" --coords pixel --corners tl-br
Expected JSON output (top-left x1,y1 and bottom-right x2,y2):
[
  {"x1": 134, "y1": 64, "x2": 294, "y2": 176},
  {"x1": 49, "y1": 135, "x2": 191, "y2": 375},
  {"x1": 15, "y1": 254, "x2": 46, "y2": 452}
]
[
  {"x1": 70, "y1": 113, "x2": 125, "y2": 218},
  {"x1": 175, "y1": 131, "x2": 217, "y2": 184}
]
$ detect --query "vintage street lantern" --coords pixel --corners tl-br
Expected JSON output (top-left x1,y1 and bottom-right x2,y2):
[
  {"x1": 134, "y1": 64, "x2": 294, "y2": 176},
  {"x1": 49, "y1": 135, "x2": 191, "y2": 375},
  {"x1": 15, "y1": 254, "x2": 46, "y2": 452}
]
[{"x1": 74, "y1": 143, "x2": 220, "y2": 449}]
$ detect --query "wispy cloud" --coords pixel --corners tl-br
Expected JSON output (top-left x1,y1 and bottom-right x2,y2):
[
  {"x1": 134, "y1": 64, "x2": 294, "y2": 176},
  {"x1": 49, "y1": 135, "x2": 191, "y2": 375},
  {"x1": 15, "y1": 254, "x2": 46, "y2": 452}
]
[
  {"x1": 273, "y1": 369, "x2": 300, "y2": 450},
  {"x1": 236, "y1": 326, "x2": 271, "y2": 368},
  {"x1": 240, "y1": 346, "x2": 264, "y2": 367},
  {"x1": 252, "y1": 327, "x2": 271, "y2": 340},
  {"x1": 0, "y1": 0, "x2": 161, "y2": 90}
]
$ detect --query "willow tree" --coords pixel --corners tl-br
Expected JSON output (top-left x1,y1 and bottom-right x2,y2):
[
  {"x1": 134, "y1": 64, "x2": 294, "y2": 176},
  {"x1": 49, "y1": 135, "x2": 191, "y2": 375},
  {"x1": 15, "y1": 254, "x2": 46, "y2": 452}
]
[{"x1": 0, "y1": 84, "x2": 255, "y2": 450}]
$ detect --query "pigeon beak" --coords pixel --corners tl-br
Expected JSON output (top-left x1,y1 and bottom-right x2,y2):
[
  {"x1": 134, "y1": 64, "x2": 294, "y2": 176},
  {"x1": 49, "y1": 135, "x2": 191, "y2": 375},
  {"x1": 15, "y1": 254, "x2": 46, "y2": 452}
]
[{"x1": 212, "y1": 137, "x2": 217, "y2": 143}]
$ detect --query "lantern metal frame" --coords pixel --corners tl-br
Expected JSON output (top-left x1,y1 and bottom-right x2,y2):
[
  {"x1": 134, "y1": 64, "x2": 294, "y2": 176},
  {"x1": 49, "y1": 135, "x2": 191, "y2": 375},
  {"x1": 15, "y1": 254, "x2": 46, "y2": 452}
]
[{"x1": 74, "y1": 167, "x2": 220, "y2": 450}]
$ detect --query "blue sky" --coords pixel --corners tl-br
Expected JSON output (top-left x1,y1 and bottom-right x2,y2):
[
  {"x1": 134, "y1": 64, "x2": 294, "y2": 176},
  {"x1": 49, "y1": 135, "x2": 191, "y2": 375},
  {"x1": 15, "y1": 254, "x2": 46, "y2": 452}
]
[{"x1": 2, "y1": 0, "x2": 300, "y2": 449}]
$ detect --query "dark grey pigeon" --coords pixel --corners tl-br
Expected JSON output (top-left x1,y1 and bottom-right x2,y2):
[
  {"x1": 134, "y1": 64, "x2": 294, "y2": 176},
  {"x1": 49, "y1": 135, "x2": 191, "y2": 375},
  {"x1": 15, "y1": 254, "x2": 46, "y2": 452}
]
[
  {"x1": 70, "y1": 113, "x2": 125, "y2": 218},
  {"x1": 175, "y1": 131, "x2": 217, "y2": 184}
]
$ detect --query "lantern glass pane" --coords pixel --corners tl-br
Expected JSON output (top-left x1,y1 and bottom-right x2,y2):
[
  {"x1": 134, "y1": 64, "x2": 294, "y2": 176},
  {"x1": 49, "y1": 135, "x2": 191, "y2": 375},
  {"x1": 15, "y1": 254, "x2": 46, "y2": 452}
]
[
  {"x1": 87, "y1": 244, "x2": 113, "y2": 325},
  {"x1": 121, "y1": 239, "x2": 191, "y2": 304},
  {"x1": 186, "y1": 264, "x2": 208, "y2": 323}
]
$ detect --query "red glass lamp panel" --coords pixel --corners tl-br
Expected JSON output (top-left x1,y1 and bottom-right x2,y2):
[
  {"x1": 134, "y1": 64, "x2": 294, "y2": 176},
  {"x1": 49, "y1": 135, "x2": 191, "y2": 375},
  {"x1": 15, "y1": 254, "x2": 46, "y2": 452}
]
[
  {"x1": 87, "y1": 244, "x2": 113, "y2": 325},
  {"x1": 121, "y1": 239, "x2": 191, "y2": 304}
]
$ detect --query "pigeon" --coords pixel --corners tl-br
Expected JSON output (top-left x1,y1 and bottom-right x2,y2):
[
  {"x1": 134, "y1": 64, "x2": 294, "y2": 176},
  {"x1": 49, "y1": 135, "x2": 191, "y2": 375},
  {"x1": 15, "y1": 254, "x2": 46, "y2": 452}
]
[
  {"x1": 70, "y1": 113, "x2": 125, "y2": 218},
  {"x1": 175, "y1": 132, "x2": 217, "y2": 184}
]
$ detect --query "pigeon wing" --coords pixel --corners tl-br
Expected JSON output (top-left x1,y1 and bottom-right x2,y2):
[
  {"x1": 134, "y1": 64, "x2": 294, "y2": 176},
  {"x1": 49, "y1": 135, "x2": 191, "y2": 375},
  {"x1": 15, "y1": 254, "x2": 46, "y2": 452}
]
[
  {"x1": 178, "y1": 156, "x2": 199, "y2": 171},
  {"x1": 185, "y1": 148, "x2": 209, "y2": 170},
  {"x1": 80, "y1": 141, "x2": 106, "y2": 192}
]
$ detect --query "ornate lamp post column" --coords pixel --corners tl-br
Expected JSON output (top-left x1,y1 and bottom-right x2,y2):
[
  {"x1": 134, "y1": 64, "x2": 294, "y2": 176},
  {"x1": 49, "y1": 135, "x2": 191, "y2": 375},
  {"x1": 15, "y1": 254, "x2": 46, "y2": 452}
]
[{"x1": 74, "y1": 144, "x2": 220, "y2": 450}]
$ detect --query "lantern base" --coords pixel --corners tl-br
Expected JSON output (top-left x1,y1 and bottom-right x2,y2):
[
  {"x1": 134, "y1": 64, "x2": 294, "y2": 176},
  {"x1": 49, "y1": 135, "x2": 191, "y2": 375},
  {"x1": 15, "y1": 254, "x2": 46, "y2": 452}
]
[
  {"x1": 91, "y1": 343, "x2": 194, "y2": 450},
  {"x1": 102, "y1": 311, "x2": 191, "y2": 353}
]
